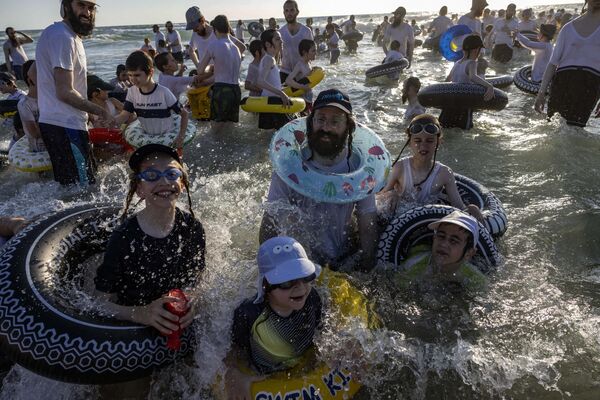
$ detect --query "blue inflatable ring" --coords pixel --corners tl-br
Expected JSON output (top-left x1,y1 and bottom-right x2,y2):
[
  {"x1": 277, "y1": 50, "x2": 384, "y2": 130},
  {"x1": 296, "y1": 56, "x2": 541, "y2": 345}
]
[
  {"x1": 270, "y1": 117, "x2": 391, "y2": 204},
  {"x1": 439, "y1": 24, "x2": 472, "y2": 62}
]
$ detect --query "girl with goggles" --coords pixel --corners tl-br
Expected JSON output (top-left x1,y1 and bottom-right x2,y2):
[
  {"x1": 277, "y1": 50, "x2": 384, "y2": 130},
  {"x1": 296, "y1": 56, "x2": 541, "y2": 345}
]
[{"x1": 377, "y1": 114, "x2": 484, "y2": 222}]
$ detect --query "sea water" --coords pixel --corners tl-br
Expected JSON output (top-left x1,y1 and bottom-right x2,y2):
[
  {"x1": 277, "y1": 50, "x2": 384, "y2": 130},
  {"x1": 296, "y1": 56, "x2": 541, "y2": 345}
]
[{"x1": 1, "y1": 5, "x2": 599, "y2": 399}]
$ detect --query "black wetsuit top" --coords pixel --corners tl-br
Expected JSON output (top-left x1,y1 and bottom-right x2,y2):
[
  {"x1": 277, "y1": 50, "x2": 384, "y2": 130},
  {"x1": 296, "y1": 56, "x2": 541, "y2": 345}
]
[
  {"x1": 231, "y1": 289, "x2": 322, "y2": 374},
  {"x1": 95, "y1": 208, "x2": 205, "y2": 306}
]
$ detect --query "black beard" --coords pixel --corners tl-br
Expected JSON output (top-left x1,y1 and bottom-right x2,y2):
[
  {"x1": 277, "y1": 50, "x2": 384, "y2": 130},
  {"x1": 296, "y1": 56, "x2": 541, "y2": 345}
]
[
  {"x1": 66, "y1": 5, "x2": 95, "y2": 36},
  {"x1": 285, "y1": 16, "x2": 297, "y2": 24},
  {"x1": 308, "y1": 129, "x2": 348, "y2": 158}
]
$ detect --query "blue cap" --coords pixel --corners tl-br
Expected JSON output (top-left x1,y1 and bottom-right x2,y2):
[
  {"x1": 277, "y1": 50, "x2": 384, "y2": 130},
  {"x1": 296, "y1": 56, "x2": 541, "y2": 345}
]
[{"x1": 254, "y1": 237, "x2": 321, "y2": 303}]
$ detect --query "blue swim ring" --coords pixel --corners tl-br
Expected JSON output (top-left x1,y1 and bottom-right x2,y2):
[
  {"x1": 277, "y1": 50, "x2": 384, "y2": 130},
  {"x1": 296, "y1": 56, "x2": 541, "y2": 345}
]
[
  {"x1": 439, "y1": 24, "x2": 472, "y2": 62},
  {"x1": 270, "y1": 117, "x2": 391, "y2": 204}
]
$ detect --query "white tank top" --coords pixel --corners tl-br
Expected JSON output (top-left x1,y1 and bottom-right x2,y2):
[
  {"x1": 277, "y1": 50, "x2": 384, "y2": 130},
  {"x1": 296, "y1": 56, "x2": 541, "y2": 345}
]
[
  {"x1": 259, "y1": 54, "x2": 282, "y2": 97},
  {"x1": 450, "y1": 60, "x2": 473, "y2": 83},
  {"x1": 399, "y1": 158, "x2": 442, "y2": 203}
]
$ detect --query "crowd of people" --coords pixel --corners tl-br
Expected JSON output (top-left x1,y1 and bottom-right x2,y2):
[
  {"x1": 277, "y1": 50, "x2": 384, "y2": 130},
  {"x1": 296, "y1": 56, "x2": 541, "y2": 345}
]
[{"x1": 1, "y1": 0, "x2": 600, "y2": 398}]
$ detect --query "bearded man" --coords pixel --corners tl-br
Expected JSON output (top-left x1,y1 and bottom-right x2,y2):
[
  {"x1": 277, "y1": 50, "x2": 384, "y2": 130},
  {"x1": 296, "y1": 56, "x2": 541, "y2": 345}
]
[
  {"x1": 259, "y1": 89, "x2": 378, "y2": 272},
  {"x1": 383, "y1": 7, "x2": 414, "y2": 67},
  {"x1": 278, "y1": 0, "x2": 313, "y2": 82},
  {"x1": 36, "y1": 0, "x2": 113, "y2": 185}
]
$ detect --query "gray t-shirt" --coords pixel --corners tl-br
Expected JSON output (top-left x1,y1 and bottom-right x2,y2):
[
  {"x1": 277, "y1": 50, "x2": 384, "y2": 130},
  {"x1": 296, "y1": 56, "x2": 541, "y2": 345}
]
[{"x1": 266, "y1": 153, "x2": 376, "y2": 263}]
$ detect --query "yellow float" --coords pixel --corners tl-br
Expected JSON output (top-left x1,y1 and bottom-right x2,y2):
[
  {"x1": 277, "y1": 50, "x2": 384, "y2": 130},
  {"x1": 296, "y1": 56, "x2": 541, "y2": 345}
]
[
  {"x1": 8, "y1": 137, "x2": 52, "y2": 173},
  {"x1": 282, "y1": 67, "x2": 325, "y2": 97},
  {"x1": 187, "y1": 85, "x2": 212, "y2": 120},
  {"x1": 241, "y1": 96, "x2": 306, "y2": 114}
]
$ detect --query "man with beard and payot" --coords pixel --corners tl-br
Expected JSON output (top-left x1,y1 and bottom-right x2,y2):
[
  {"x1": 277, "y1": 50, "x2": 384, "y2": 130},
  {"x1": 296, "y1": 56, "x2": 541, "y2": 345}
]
[
  {"x1": 383, "y1": 7, "x2": 414, "y2": 68},
  {"x1": 36, "y1": 0, "x2": 114, "y2": 186},
  {"x1": 279, "y1": 0, "x2": 313, "y2": 83},
  {"x1": 185, "y1": 6, "x2": 245, "y2": 71},
  {"x1": 259, "y1": 89, "x2": 379, "y2": 272}
]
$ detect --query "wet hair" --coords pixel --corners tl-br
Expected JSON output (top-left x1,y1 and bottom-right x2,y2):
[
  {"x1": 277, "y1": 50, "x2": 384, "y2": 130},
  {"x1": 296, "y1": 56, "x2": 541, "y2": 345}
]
[
  {"x1": 121, "y1": 155, "x2": 195, "y2": 221},
  {"x1": 116, "y1": 64, "x2": 126, "y2": 76},
  {"x1": 392, "y1": 113, "x2": 442, "y2": 166},
  {"x1": 5, "y1": 27, "x2": 13, "y2": 35},
  {"x1": 440, "y1": 6, "x2": 448, "y2": 15},
  {"x1": 390, "y1": 40, "x2": 401, "y2": 51},
  {"x1": 325, "y1": 23, "x2": 335, "y2": 31},
  {"x1": 260, "y1": 28, "x2": 278, "y2": 50},
  {"x1": 462, "y1": 34, "x2": 484, "y2": 51},
  {"x1": 249, "y1": 39, "x2": 263, "y2": 58},
  {"x1": 212, "y1": 15, "x2": 230, "y2": 34},
  {"x1": 154, "y1": 52, "x2": 170, "y2": 72},
  {"x1": 298, "y1": 39, "x2": 315, "y2": 56},
  {"x1": 540, "y1": 24, "x2": 557, "y2": 40},
  {"x1": 401, "y1": 76, "x2": 421, "y2": 104},
  {"x1": 283, "y1": 0, "x2": 299, "y2": 11},
  {"x1": 152, "y1": 24, "x2": 159, "y2": 30},
  {"x1": 22, "y1": 60, "x2": 35, "y2": 87},
  {"x1": 126, "y1": 51, "x2": 153, "y2": 74},
  {"x1": 306, "y1": 109, "x2": 357, "y2": 164}
]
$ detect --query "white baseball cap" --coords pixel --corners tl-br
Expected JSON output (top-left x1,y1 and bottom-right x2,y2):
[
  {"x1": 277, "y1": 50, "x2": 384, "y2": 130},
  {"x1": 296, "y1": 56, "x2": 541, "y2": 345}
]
[{"x1": 428, "y1": 210, "x2": 479, "y2": 248}]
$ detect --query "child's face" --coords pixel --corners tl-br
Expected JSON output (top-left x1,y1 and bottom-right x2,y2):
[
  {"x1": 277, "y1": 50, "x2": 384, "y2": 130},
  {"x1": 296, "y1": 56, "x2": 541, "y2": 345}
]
[
  {"x1": 431, "y1": 224, "x2": 475, "y2": 267},
  {"x1": 409, "y1": 132, "x2": 438, "y2": 160},
  {"x1": 93, "y1": 89, "x2": 109, "y2": 101},
  {"x1": 166, "y1": 54, "x2": 178, "y2": 71},
  {"x1": 0, "y1": 81, "x2": 15, "y2": 94},
  {"x1": 136, "y1": 157, "x2": 184, "y2": 209},
  {"x1": 118, "y1": 71, "x2": 129, "y2": 82},
  {"x1": 306, "y1": 45, "x2": 316, "y2": 61},
  {"x1": 268, "y1": 279, "x2": 313, "y2": 313},
  {"x1": 268, "y1": 32, "x2": 283, "y2": 53},
  {"x1": 128, "y1": 68, "x2": 152, "y2": 87}
]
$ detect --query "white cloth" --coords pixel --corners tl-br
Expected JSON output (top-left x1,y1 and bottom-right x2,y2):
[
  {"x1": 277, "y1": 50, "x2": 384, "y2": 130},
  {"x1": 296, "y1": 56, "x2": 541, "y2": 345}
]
[
  {"x1": 109, "y1": 77, "x2": 129, "y2": 93},
  {"x1": 383, "y1": 23, "x2": 414, "y2": 58},
  {"x1": 449, "y1": 59, "x2": 473, "y2": 83},
  {"x1": 397, "y1": 158, "x2": 442, "y2": 203},
  {"x1": 383, "y1": 50, "x2": 404, "y2": 80},
  {"x1": 516, "y1": 33, "x2": 553, "y2": 81},
  {"x1": 17, "y1": 95, "x2": 45, "y2": 152},
  {"x1": 203, "y1": 37, "x2": 241, "y2": 85},
  {"x1": 189, "y1": 32, "x2": 217, "y2": 62},
  {"x1": 457, "y1": 15, "x2": 482, "y2": 36},
  {"x1": 245, "y1": 62, "x2": 261, "y2": 96},
  {"x1": 429, "y1": 15, "x2": 453, "y2": 37},
  {"x1": 549, "y1": 21, "x2": 600, "y2": 70},
  {"x1": 158, "y1": 74, "x2": 194, "y2": 100},
  {"x1": 235, "y1": 25, "x2": 245, "y2": 41},
  {"x1": 3, "y1": 40, "x2": 28, "y2": 66},
  {"x1": 482, "y1": 16, "x2": 495, "y2": 29},
  {"x1": 518, "y1": 20, "x2": 538, "y2": 32},
  {"x1": 279, "y1": 24, "x2": 313, "y2": 74},
  {"x1": 166, "y1": 30, "x2": 182, "y2": 53},
  {"x1": 7, "y1": 89, "x2": 26, "y2": 101},
  {"x1": 36, "y1": 21, "x2": 88, "y2": 130},
  {"x1": 403, "y1": 101, "x2": 427, "y2": 122},
  {"x1": 492, "y1": 18, "x2": 518, "y2": 47},
  {"x1": 327, "y1": 32, "x2": 339, "y2": 49},
  {"x1": 154, "y1": 31, "x2": 166, "y2": 49},
  {"x1": 266, "y1": 156, "x2": 376, "y2": 261},
  {"x1": 259, "y1": 54, "x2": 281, "y2": 97},
  {"x1": 123, "y1": 84, "x2": 180, "y2": 135}
]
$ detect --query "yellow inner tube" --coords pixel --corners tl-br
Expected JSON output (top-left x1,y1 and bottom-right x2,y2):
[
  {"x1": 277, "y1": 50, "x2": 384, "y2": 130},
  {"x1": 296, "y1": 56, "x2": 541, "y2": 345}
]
[
  {"x1": 282, "y1": 67, "x2": 325, "y2": 97},
  {"x1": 241, "y1": 96, "x2": 306, "y2": 114}
]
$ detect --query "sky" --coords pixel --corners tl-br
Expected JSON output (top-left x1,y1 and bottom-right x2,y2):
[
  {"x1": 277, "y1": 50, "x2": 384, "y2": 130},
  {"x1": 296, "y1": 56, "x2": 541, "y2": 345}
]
[{"x1": 0, "y1": 0, "x2": 580, "y2": 30}]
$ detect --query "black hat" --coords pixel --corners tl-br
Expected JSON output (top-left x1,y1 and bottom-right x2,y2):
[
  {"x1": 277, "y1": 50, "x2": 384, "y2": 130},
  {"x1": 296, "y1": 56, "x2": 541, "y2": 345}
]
[
  {"x1": 313, "y1": 89, "x2": 352, "y2": 114},
  {"x1": 87, "y1": 74, "x2": 115, "y2": 99},
  {"x1": 128, "y1": 144, "x2": 182, "y2": 171},
  {"x1": 462, "y1": 34, "x2": 484, "y2": 51}
]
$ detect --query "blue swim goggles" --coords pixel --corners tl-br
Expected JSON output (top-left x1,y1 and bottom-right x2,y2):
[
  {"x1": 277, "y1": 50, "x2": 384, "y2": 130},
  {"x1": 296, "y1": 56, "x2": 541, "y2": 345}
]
[{"x1": 137, "y1": 168, "x2": 183, "y2": 182}]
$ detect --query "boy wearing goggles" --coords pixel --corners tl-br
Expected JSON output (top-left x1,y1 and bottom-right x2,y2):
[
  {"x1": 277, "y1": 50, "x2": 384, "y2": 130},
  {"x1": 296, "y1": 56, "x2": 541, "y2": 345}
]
[
  {"x1": 378, "y1": 114, "x2": 483, "y2": 221},
  {"x1": 224, "y1": 236, "x2": 323, "y2": 397}
]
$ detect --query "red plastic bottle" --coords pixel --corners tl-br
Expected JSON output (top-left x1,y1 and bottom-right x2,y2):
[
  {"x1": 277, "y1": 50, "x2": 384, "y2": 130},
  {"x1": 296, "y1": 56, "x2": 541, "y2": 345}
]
[{"x1": 164, "y1": 289, "x2": 189, "y2": 350}]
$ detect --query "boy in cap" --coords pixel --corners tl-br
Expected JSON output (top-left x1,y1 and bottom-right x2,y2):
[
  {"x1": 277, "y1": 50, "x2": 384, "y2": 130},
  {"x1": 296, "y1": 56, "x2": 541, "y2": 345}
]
[
  {"x1": 398, "y1": 210, "x2": 487, "y2": 292},
  {"x1": 225, "y1": 236, "x2": 323, "y2": 396},
  {"x1": 87, "y1": 74, "x2": 126, "y2": 129}
]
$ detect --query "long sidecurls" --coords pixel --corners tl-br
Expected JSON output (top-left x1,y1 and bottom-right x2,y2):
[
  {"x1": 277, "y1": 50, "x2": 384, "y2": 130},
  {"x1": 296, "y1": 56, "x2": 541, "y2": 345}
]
[{"x1": 120, "y1": 162, "x2": 195, "y2": 221}]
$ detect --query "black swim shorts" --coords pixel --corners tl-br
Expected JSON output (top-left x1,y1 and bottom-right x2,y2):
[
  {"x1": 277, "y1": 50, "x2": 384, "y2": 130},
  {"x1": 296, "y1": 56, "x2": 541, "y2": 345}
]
[{"x1": 210, "y1": 83, "x2": 241, "y2": 123}]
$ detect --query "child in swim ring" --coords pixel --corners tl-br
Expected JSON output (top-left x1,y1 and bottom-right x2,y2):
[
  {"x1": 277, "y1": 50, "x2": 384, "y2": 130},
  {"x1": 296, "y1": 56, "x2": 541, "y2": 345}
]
[
  {"x1": 378, "y1": 114, "x2": 483, "y2": 221},
  {"x1": 284, "y1": 39, "x2": 317, "y2": 115},
  {"x1": 224, "y1": 236, "x2": 323, "y2": 396},
  {"x1": 94, "y1": 144, "x2": 204, "y2": 396},
  {"x1": 402, "y1": 76, "x2": 426, "y2": 122},
  {"x1": 87, "y1": 74, "x2": 126, "y2": 130}
]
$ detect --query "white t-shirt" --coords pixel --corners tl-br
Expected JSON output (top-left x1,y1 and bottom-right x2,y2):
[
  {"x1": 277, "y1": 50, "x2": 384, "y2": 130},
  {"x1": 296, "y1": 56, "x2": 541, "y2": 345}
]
[
  {"x1": 7, "y1": 89, "x2": 26, "y2": 101},
  {"x1": 235, "y1": 25, "x2": 245, "y2": 41},
  {"x1": 492, "y1": 18, "x2": 518, "y2": 47},
  {"x1": 3, "y1": 40, "x2": 28, "y2": 66},
  {"x1": 17, "y1": 95, "x2": 45, "y2": 151},
  {"x1": 245, "y1": 62, "x2": 261, "y2": 96},
  {"x1": 383, "y1": 23, "x2": 414, "y2": 58},
  {"x1": 457, "y1": 14, "x2": 482, "y2": 36},
  {"x1": 123, "y1": 84, "x2": 181, "y2": 135},
  {"x1": 430, "y1": 15, "x2": 453, "y2": 37},
  {"x1": 203, "y1": 37, "x2": 241, "y2": 85},
  {"x1": 482, "y1": 16, "x2": 495, "y2": 29},
  {"x1": 279, "y1": 24, "x2": 313, "y2": 74},
  {"x1": 158, "y1": 74, "x2": 194, "y2": 100},
  {"x1": 259, "y1": 54, "x2": 281, "y2": 97},
  {"x1": 384, "y1": 49, "x2": 404, "y2": 63},
  {"x1": 518, "y1": 20, "x2": 538, "y2": 32},
  {"x1": 36, "y1": 21, "x2": 88, "y2": 130},
  {"x1": 166, "y1": 30, "x2": 182, "y2": 53},
  {"x1": 266, "y1": 154, "x2": 376, "y2": 261},
  {"x1": 327, "y1": 32, "x2": 339, "y2": 49},
  {"x1": 516, "y1": 33, "x2": 553, "y2": 81},
  {"x1": 449, "y1": 59, "x2": 474, "y2": 83},
  {"x1": 404, "y1": 101, "x2": 427, "y2": 122},
  {"x1": 154, "y1": 31, "x2": 166, "y2": 49},
  {"x1": 190, "y1": 32, "x2": 217, "y2": 62},
  {"x1": 549, "y1": 21, "x2": 600, "y2": 71}
]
